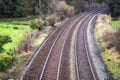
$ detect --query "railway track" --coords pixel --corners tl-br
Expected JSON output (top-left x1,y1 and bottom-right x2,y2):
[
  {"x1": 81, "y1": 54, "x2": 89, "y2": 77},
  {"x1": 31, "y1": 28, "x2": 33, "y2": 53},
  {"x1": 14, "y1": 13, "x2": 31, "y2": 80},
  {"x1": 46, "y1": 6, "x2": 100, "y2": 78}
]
[
  {"x1": 19, "y1": 10, "x2": 102, "y2": 80},
  {"x1": 75, "y1": 13, "x2": 99, "y2": 80}
]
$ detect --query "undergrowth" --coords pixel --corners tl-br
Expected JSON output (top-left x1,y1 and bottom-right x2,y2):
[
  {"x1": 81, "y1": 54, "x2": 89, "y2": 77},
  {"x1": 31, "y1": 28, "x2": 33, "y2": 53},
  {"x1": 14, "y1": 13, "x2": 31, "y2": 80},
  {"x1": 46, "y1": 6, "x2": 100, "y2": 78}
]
[
  {"x1": 102, "y1": 51, "x2": 120, "y2": 80},
  {"x1": 95, "y1": 15, "x2": 120, "y2": 80}
]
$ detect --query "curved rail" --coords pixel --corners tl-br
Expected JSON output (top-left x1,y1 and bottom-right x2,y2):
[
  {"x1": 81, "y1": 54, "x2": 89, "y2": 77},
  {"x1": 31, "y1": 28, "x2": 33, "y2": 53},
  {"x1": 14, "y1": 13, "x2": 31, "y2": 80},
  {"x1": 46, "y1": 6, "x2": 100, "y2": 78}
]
[
  {"x1": 56, "y1": 13, "x2": 87, "y2": 80},
  {"x1": 83, "y1": 14, "x2": 97, "y2": 80},
  {"x1": 39, "y1": 13, "x2": 88, "y2": 80},
  {"x1": 19, "y1": 16, "x2": 74, "y2": 80},
  {"x1": 74, "y1": 13, "x2": 93, "y2": 80},
  {"x1": 19, "y1": 9, "x2": 105, "y2": 80},
  {"x1": 19, "y1": 12, "x2": 86, "y2": 80},
  {"x1": 75, "y1": 12, "x2": 99, "y2": 80}
]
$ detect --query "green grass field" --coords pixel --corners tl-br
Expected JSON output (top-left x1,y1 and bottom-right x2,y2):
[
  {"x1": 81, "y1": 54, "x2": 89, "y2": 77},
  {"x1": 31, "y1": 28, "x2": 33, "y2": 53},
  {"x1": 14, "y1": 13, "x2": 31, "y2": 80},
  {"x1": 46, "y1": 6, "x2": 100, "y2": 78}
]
[
  {"x1": 0, "y1": 21, "x2": 31, "y2": 53},
  {"x1": 102, "y1": 18, "x2": 120, "y2": 80},
  {"x1": 102, "y1": 52, "x2": 120, "y2": 80},
  {"x1": 112, "y1": 18, "x2": 120, "y2": 29}
]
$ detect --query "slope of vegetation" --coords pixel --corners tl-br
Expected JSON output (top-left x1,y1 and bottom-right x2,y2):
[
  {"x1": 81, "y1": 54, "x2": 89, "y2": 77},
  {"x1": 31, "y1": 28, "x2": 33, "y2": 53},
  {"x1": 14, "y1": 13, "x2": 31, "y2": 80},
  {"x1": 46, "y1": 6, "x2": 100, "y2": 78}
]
[
  {"x1": 95, "y1": 15, "x2": 120, "y2": 80},
  {"x1": 102, "y1": 51, "x2": 120, "y2": 80},
  {"x1": 0, "y1": 18, "x2": 34, "y2": 73},
  {"x1": 0, "y1": 22, "x2": 31, "y2": 52},
  {"x1": 112, "y1": 18, "x2": 120, "y2": 29}
]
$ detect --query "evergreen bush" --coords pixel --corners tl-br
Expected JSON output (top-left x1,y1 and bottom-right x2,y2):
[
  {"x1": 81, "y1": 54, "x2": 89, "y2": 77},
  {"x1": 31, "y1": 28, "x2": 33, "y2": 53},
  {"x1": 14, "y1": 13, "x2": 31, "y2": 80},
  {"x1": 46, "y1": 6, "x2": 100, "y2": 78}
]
[
  {"x1": 0, "y1": 53, "x2": 13, "y2": 71},
  {"x1": 0, "y1": 35, "x2": 12, "y2": 52}
]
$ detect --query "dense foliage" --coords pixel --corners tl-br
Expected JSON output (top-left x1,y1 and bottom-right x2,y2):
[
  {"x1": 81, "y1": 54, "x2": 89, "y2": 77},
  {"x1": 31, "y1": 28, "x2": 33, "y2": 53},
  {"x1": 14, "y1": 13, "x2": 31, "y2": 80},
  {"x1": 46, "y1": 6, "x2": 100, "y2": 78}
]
[
  {"x1": 66, "y1": 0, "x2": 106, "y2": 13},
  {"x1": 0, "y1": 53, "x2": 13, "y2": 71},
  {"x1": 66, "y1": 0, "x2": 120, "y2": 17},
  {"x1": 0, "y1": 0, "x2": 56, "y2": 17},
  {"x1": 0, "y1": 35, "x2": 11, "y2": 52},
  {"x1": 0, "y1": 0, "x2": 25, "y2": 17},
  {"x1": 108, "y1": 0, "x2": 120, "y2": 17}
]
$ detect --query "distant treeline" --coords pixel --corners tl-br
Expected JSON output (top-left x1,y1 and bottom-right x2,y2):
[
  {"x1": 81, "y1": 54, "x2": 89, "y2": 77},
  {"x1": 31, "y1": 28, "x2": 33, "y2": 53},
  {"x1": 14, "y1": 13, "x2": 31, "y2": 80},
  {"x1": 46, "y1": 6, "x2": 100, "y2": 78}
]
[
  {"x1": 0, "y1": 0, "x2": 56, "y2": 17},
  {"x1": 66, "y1": 0, "x2": 106, "y2": 13},
  {"x1": 108, "y1": 0, "x2": 120, "y2": 17},
  {"x1": 0, "y1": 0, "x2": 120, "y2": 18},
  {"x1": 66, "y1": 0, "x2": 120, "y2": 17}
]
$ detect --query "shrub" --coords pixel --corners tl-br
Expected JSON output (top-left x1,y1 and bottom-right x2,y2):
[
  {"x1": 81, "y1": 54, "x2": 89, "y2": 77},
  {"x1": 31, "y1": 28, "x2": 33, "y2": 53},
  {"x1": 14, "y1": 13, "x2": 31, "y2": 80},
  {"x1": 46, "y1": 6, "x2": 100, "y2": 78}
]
[
  {"x1": 13, "y1": 27, "x2": 19, "y2": 29},
  {"x1": 0, "y1": 53, "x2": 13, "y2": 71},
  {"x1": 96, "y1": 15, "x2": 120, "y2": 64},
  {"x1": 0, "y1": 35, "x2": 12, "y2": 52},
  {"x1": 113, "y1": 29, "x2": 120, "y2": 52},
  {"x1": 35, "y1": 18, "x2": 44, "y2": 30},
  {"x1": 57, "y1": 2, "x2": 75, "y2": 20},
  {"x1": 30, "y1": 21, "x2": 37, "y2": 29},
  {"x1": 63, "y1": 5, "x2": 75, "y2": 17},
  {"x1": 102, "y1": 29, "x2": 120, "y2": 53},
  {"x1": 43, "y1": 19, "x2": 49, "y2": 26},
  {"x1": 48, "y1": 13, "x2": 59, "y2": 26},
  {"x1": 30, "y1": 18, "x2": 44, "y2": 30}
]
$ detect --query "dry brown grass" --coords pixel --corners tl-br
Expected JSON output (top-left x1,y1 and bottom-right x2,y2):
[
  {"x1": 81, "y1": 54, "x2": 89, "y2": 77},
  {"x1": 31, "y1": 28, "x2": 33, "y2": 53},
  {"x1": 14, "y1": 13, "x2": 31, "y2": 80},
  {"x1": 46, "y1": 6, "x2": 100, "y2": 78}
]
[{"x1": 96, "y1": 14, "x2": 120, "y2": 64}]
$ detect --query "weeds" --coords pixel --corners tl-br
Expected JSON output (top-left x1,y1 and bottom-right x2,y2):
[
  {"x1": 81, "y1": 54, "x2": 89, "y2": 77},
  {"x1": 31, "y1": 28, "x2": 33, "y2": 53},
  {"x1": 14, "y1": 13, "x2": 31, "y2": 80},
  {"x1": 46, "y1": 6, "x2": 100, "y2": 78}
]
[{"x1": 95, "y1": 14, "x2": 120, "y2": 79}]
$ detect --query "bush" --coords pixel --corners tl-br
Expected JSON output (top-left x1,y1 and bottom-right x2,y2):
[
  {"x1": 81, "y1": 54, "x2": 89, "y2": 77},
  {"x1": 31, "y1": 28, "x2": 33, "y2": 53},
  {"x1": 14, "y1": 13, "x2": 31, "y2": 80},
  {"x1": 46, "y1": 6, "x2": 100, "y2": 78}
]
[
  {"x1": 30, "y1": 21, "x2": 37, "y2": 29},
  {"x1": 96, "y1": 15, "x2": 120, "y2": 64},
  {"x1": 113, "y1": 29, "x2": 120, "y2": 52},
  {"x1": 0, "y1": 35, "x2": 12, "y2": 52},
  {"x1": 57, "y1": 2, "x2": 74, "y2": 20},
  {"x1": 102, "y1": 30, "x2": 120, "y2": 53},
  {"x1": 43, "y1": 19, "x2": 49, "y2": 26},
  {"x1": 13, "y1": 27, "x2": 19, "y2": 29},
  {"x1": 35, "y1": 18, "x2": 44, "y2": 30},
  {"x1": 30, "y1": 18, "x2": 44, "y2": 30},
  {"x1": 0, "y1": 53, "x2": 13, "y2": 71},
  {"x1": 63, "y1": 5, "x2": 75, "y2": 17},
  {"x1": 48, "y1": 13, "x2": 59, "y2": 26}
]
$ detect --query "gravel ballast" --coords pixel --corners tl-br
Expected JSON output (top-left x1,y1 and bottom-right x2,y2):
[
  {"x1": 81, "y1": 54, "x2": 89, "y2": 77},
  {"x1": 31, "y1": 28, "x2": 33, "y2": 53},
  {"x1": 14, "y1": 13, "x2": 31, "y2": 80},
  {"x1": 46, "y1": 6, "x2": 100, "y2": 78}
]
[{"x1": 87, "y1": 14, "x2": 114, "y2": 80}]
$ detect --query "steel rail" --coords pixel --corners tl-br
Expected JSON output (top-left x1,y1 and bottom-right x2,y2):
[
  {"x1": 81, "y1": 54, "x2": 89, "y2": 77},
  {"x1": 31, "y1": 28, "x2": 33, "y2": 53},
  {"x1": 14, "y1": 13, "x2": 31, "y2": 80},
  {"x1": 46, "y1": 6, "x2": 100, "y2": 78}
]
[
  {"x1": 19, "y1": 17, "x2": 72, "y2": 80},
  {"x1": 19, "y1": 10, "x2": 103, "y2": 80},
  {"x1": 83, "y1": 14, "x2": 99, "y2": 80},
  {"x1": 74, "y1": 14, "x2": 93, "y2": 80},
  {"x1": 39, "y1": 15, "x2": 81, "y2": 80},
  {"x1": 39, "y1": 21, "x2": 68, "y2": 80},
  {"x1": 75, "y1": 12, "x2": 99, "y2": 80},
  {"x1": 56, "y1": 14, "x2": 83, "y2": 80},
  {"x1": 57, "y1": 12, "x2": 94, "y2": 80},
  {"x1": 39, "y1": 14, "x2": 86, "y2": 80}
]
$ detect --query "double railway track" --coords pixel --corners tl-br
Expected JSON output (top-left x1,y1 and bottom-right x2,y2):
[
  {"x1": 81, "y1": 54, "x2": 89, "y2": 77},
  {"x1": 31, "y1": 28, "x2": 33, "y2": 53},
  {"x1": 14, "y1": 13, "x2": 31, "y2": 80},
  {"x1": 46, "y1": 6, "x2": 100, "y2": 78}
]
[
  {"x1": 75, "y1": 13, "x2": 99, "y2": 80},
  {"x1": 19, "y1": 10, "x2": 102, "y2": 80}
]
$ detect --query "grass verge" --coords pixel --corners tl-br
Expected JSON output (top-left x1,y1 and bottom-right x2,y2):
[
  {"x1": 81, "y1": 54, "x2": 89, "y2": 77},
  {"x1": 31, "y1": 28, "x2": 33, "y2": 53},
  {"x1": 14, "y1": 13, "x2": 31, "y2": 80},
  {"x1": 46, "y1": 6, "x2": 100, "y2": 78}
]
[
  {"x1": 95, "y1": 15, "x2": 120, "y2": 80},
  {"x1": 112, "y1": 18, "x2": 120, "y2": 29},
  {"x1": 102, "y1": 51, "x2": 120, "y2": 80}
]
